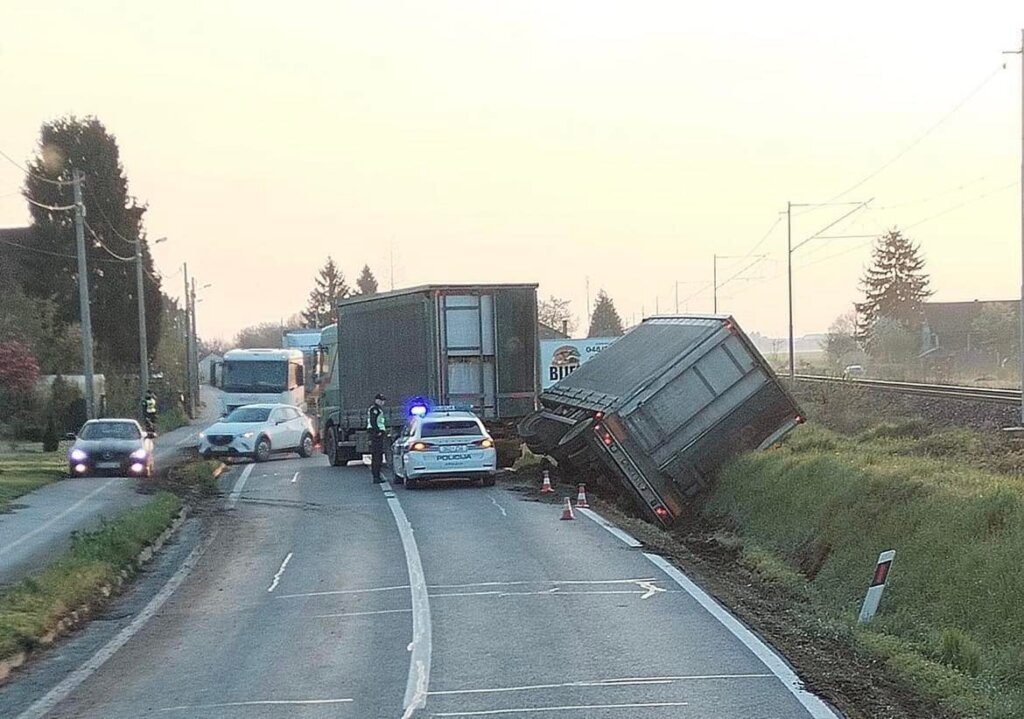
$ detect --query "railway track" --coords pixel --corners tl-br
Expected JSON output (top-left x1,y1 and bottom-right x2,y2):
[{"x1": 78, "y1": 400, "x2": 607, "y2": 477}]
[{"x1": 792, "y1": 374, "x2": 1022, "y2": 405}]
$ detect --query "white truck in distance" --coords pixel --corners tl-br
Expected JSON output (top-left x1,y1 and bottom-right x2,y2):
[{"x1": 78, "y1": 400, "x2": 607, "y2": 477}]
[{"x1": 220, "y1": 348, "x2": 306, "y2": 415}]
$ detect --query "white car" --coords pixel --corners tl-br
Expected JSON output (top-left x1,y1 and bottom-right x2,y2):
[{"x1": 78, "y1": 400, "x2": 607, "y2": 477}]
[
  {"x1": 392, "y1": 409, "x2": 497, "y2": 489},
  {"x1": 199, "y1": 403, "x2": 315, "y2": 462}
]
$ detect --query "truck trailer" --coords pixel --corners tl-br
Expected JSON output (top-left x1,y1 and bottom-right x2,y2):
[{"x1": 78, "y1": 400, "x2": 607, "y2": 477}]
[
  {"x1": 318, "y1": 284, "x2": 539, "y2": 466},
  {"x1": 519, "y1": 315, "x2": 803, "y2": 525}
]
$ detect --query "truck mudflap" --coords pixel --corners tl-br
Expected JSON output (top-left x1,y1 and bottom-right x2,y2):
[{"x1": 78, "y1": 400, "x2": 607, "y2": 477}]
[{"x1": 589, "y1": 415, "x2": 685, "y2": 526}]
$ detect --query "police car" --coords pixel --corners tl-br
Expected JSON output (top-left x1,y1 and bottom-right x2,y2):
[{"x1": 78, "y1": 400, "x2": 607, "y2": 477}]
[{"x1": 391, "y1": 406, "x2": 497, "y2": 489}]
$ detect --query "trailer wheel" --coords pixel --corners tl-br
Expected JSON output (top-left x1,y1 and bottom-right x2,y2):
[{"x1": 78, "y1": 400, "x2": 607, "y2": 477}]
[{"x1": 326, "y1": 427, "x2": 344, "y2": 467}]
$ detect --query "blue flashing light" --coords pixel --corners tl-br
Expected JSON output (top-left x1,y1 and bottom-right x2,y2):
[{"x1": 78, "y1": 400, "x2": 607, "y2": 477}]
[{"x1": 410, "y1": 404, "x2": 428, "y2": 417}]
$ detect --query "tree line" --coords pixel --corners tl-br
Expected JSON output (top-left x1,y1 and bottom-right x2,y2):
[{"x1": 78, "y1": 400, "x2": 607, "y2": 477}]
[{"x1": 1, "y1": 116, "x2": 186, "y2": 439}]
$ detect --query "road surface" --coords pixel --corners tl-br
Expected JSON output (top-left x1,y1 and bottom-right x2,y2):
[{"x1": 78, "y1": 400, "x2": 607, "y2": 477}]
[
  {"x1": 0, "y1": 387, "x2": 223, "y2": 588},
  {"x1": 1, "y1": 454, "x2": 839, "y2": 718}
]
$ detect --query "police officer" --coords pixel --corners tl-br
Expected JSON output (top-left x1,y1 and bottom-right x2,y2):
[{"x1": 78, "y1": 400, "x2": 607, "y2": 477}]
[
  {"x1": 367, "y1": 393, "x2": 388, "y2": 484},
  {"x1": 142, "y1": 390, "x2": 158, "y2": 433}
]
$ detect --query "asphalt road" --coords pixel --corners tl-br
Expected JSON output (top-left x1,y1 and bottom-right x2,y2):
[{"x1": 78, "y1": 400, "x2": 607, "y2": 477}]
[
  {"x1": 1, "y1": 452, "x2": 840, "y2": 719},
  {"x1": 0, "y1": 387, "x2": 223, "y2": 588}
]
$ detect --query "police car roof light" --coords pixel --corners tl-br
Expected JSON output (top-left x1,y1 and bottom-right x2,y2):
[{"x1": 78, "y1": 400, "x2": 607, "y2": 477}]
[{"x1": 410, "y1": 404, "x2": 428, "y2": 417}]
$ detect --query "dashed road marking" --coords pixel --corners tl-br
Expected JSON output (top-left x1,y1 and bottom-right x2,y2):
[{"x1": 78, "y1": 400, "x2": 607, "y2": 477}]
[
  {"x1": 428, "y1": 673, "x2": 773, "y2": 697},
  {"x1": 159, "y1": 698, "x2": 353, "y2": 712},
  {"x1": 431, "y1": 701, "x2": 689, "y2": 716}
]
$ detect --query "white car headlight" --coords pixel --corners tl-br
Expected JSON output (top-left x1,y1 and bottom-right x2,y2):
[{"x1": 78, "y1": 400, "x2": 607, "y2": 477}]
[
  {"x1": 241, "y1": 431, "x2": 255, "y2": 439},
  {"x1": 130, "y1": 448, "x2": 148, "y2": 460},
  {"x1": 70, "y1": 448, "x2": 88, "y2": 462}
]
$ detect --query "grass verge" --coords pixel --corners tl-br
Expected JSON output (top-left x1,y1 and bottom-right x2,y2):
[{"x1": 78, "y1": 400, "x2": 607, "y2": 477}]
[
  {"x1": 166, "y1": 459, "x2": 222, "y2": 495},
  {"x1": 156, "y1": 406, "x2": 189, "y2": 433},
  {"x1": 0, "y1": 452, "x2": 66, "y2": 513},
  {"x1": 704, "y1": 422, "x2": 1024, "y2": 718},
  {"x1": 0, "y1": 492, "x2": 182, "y2": 662}
]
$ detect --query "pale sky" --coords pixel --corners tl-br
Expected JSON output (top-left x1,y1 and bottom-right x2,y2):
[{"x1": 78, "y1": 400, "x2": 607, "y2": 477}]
[{"x1": 2, "y1": 1, "x2": 1022, "y2": 342}]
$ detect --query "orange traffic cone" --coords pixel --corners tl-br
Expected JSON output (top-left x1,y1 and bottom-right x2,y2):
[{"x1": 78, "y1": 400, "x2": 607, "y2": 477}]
[
  {"x1": 576, "y1": 483, "x2": 590, "y2": 509},
  {"x1": 560, "y1": 497, "x2": 575, "y2": 520},
  {"x1": 540, "y1": 470, "x2": 554, "y2": 493}
]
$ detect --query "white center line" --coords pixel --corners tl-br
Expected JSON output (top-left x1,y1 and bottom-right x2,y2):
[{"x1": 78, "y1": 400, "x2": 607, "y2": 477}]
[
  {"x1": 380, "y1": 481, "x2": 432, "y2": 718},
  {"x1": 489, "y1": 496, "x2": 507, "y2": 517},
  {"x1": 227, "y1": 463, "x2": 255, "y2": 507},
  {"x1": 159, "y1": 698, "x2": 353, "y2": 712},
  {"x1": 0, "y1": 478, "x2": 119, "y2": 557},
  {"x1": 267, "y1": 552, "x2": 293, "y2": 593},
  {"x1": 428, "y1": 674, "x2": 773, "y2": 697},
  {"x1": 314, "y1": 608, "x2": 413, "y2": 619},
  {"x1": 290, "y1": 472, "x2": 299, "y2": 483},
  {"x1": 431, "y1": 701, "x2": 689, "y2": 716}
]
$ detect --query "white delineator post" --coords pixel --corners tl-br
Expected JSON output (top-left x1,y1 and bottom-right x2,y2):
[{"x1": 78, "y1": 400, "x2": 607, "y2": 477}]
[{"x1": 858, "y1": 550, "x2": 896, "y2": 624}]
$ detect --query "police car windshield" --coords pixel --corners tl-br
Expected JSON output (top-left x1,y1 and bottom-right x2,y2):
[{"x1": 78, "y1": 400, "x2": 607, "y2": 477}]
[
  {"x1": 225, "y1": 407, "x2": 272, "y2": 423},
  {"x1": 80, "y1": 422, "x2": 141, "y2": 440},
  {"x1": 421, "y1": 420, "x2": 482, "y2": 438}
]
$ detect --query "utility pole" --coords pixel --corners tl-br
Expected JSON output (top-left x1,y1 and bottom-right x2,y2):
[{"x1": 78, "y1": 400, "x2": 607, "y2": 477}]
[
  {"x1": 713, "y1": 254, "x2": 719, "y2": 314},
  {"x1": 1007, "y1": 30, "x2": 1024, "y2": 424},
  {"x1": 182, "y1": 264, "x2": 193, "y2": 418},
  {"x1": 785, "y1": 199, "x2": 872, "y2": 381},
  {"x1": 674, "y1": 282, "x2": 679, "y2": 314},
  {"x1": 134, "y1": 236, "x2": 149, "y2": 399},
  {"x1": 190, "y1": 277, "x2": 199, "y2": 411},
  {"x1": 787, "y1": 202, "x2": 794, "y2": 380},
  {"x1": 73, "y1": 169, "x2": 96, "y2": 419}
]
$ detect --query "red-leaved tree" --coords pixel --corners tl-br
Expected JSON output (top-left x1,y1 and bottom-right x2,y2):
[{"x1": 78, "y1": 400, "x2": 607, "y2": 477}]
[{"x1": 0, "y1": 341, "x2": 41, "y2": 393}]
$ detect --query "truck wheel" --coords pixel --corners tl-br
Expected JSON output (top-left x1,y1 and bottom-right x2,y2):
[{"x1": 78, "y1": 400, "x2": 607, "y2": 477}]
[
  {"x1": 297, "y1": 433, "x2": 314, "y2": 458},
  {"x1": 254, "y1": 437, "x2": 271, "y2": 463},
  {"x1": 326, "y1": 427, "x2": 344, "y2": 467}
]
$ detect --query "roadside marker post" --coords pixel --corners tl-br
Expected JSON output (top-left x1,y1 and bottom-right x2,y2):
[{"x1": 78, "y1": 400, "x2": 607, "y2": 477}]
[{"x1": 858, "y1": 550, "x2": 895, "y2": 624}]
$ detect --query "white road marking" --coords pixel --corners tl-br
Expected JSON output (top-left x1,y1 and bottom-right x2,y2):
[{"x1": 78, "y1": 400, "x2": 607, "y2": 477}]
[
  {"x1": 276, "y1": 584, "x2": 410, "y2": 599},
  {"x1": 428, "y1": 673, "x2": 773, "y2": 696},
  {"x1": 159, "y1": 698, "x2": 353, "y2": 712},
  {"x1": 15, "y1": 533, "x2": 217, "y2": 719},
  {"x1": 576, "y1": 508, "x2": 642, "y2": 547},
  {"x1": 175, "y1": 431, "x2": 198, "y2": 447},
  {"x1": 314, "y1": 608, "x2": 413, "y2": 619},
  {"x1": 277, "y1": 578, "x2": 662, "y2": 600},
  {"x1": 0, "y1": 478, "x2": 119, "y2": 557},
  {"x1": 489, "y1": 496, "x2": 507, "y2": 517},
  {"x1": 380, "y1": 481, "x2": 432, "y2": 718},
  {"x1": 291, "y1": 471, "x2": 299, "y2": 483},
  {"x1": 431, "y1": 701, "x2": 689, "y2": 716},
  {"x1": 428, "y1": 589, "x2": 668, "y2": 599},
  {"x1": 227, "y1": 463, "x2": 255, "y2": 507},
  {"x1": 644, "y1": 552, "x2": 840, "y2": 719},
  {"x1": 637, "y1": 580, "x2": 666, "y2": 600},
  {"x1": 267, "y1": 552, "x2": 293, "y2": 593}
]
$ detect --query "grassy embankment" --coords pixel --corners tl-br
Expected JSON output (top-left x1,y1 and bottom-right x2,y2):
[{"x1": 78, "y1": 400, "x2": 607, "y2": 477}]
[
  {"x1": 707, "y1": 421, "x2": 1024, "y2": 718},
  {"x1": 0, "y1": 452, "x2": 66, "y2": 513},
  {"x1": 0, "y1": 492, "x2": 183, "y2": 662}
]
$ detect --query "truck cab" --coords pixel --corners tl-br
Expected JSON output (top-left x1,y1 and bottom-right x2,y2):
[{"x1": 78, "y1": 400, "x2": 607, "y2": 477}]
[{"x1": 220, "y1": 348, "x2": 306, "y2": 415}]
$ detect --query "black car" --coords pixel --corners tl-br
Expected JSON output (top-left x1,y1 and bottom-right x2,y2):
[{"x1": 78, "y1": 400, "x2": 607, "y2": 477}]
[{"x1": 66, "y1": 419, "x2": 156, "y2": 478}]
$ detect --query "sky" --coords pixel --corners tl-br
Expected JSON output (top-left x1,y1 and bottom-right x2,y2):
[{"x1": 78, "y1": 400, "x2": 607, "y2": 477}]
[{"x1": 1, "y1": 1, "x2": 1022, "y2": 342}]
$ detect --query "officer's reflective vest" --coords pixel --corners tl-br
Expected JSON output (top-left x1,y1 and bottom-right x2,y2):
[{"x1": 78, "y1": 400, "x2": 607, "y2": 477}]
[
  {"x1": 367, "y1": 405, "x2": 386, "y2": 432},
  {"x1": 145, "y1": 397, "x2": 157, "y2": 414}
]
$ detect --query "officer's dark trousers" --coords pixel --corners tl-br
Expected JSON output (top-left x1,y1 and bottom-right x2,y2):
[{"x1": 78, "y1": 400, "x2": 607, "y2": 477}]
[{"x1": 370, "y1": 434, "x2": 384, "y2": 482}]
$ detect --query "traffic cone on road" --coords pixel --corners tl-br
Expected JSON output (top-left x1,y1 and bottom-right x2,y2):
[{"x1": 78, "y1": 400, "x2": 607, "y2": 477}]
[
  {"x1": 560, "y1": 497, "x2": 576, "y2": 520},
  {"x1": 540, "y1": 470, "x2": 554, "y2": 493},
  {"x1": 576, "y1": 483, "x2": 590, "y2": 509}
]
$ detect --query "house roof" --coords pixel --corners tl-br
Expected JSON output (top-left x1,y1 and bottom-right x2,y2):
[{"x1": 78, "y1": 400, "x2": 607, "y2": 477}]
[
  {"x1": 538, "y1": 322, "x2": 569, "y2": 340},
  {"x1": 922, "y1": 300, "x2": 1017, "y2": 337}
]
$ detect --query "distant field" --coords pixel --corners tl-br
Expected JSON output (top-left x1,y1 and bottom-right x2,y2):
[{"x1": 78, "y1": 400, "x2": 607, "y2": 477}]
[{"x1": 0, "y1": 452, "x2": 66, "y2": 512}]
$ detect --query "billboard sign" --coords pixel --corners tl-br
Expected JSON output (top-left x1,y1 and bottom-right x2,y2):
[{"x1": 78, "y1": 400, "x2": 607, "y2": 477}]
[{"x1": 540, "y1": 338, "x2": 617, "y2": 389}]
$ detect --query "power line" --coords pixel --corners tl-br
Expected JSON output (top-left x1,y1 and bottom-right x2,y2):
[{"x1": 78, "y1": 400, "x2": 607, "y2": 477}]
[
  {"x1": 0, "y1": 237, "x2": 122, "y2": 263},
  {"x1": 85, "y1": 186, "x2": 138, "y2": 247},
  {"x1": 84, "y1": 220, "x2": 135, "y2": 261},
  {"x1": 0, "y1": 148, "x2": 76, "y2": 186},
  {"x1": 903, "y1": 181, "x2": 1018, "y2": 230},
  {"x1": 806, "y1": 62, "x2": 1008, "y2": 214},
  {"x1": 24, "y1": 196, "x2": 76, "y2": 212}
]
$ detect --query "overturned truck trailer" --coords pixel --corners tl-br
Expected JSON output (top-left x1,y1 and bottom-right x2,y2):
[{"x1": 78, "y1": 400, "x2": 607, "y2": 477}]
[{"x1": 519, "y1": 315, "x2": 803, "y2": 526}]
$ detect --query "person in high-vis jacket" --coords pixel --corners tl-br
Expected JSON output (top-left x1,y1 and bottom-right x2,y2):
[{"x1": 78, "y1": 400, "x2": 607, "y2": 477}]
[
  {"x1": 143, "y1": 390, "x2": 158, "y2": 434},
  {"x1": 367, "y1": 393, "x2": 387, "y2": 484}
]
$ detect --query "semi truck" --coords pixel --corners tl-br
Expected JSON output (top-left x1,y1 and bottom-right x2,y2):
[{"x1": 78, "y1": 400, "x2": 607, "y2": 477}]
[
  {"x1": 519, "y1": 315, "x2": 803, "y2": 526},
  {"x1": 220, "y1": 348, "x2": 306, "y2": 414},
  {"x1": 318, "y1": 284, "x2": 539, "y2": 466}
]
